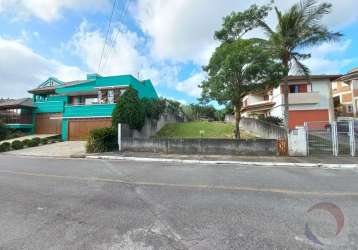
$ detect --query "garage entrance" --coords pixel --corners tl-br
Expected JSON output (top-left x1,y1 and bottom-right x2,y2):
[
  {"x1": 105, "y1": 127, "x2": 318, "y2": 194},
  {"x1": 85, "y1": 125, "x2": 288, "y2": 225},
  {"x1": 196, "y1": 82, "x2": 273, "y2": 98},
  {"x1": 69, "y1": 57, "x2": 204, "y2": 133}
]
[
  {"x1": 35, "y1": 113, "x2": 62, "y2": 134},
  {"x1": 68, "y1": 118, "x2": 112, "y2": 141}
]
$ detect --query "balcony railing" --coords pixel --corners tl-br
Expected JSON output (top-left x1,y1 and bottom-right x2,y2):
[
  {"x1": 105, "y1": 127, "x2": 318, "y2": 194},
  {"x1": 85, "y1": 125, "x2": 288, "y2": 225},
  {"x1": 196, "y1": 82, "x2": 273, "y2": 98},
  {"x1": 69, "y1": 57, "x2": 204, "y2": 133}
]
[
  {"x1": 288, "y1": 92, "x2": 320, "y2": 104},
  {"x1": 243, "y1": 100, "x2": 272, "y2": 108}
]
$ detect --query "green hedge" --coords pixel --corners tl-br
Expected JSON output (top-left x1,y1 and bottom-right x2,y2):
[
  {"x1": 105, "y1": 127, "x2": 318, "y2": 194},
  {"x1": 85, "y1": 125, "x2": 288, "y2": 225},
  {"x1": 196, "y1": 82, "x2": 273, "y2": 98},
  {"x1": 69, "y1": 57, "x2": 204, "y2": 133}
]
[
  {"x1": 41, "y1": 138, "x2": 49, "y2": 144},
  {"x1": 0, "y1": 121, "x2": 9, "y2": 141},
  {"x1": 0, "y1": 142, "x2": 11, "y2": 152},
  {"x1": 27, "y1": 138, "x2": 40, "y2": 147},
  {"x1": 86, "y1": 127, "x2": 117, "y2": 153},
  {"x1": 11, "y1": 140, "x2": 24, "y2": 150}
]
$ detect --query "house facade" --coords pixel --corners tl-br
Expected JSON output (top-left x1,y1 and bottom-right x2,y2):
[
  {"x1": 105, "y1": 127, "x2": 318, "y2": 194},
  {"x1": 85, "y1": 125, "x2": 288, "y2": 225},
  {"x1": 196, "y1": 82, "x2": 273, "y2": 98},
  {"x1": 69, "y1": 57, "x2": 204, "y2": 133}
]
[
  {"x1": 24, "y1": 74, "x2": 158, "y2": 141},
  {"x1": 332, "y1": 68, "x2": 358, "y2": 118},
  {"x1": 242, "y1": 75, "x2": 341, "y2": 129}
]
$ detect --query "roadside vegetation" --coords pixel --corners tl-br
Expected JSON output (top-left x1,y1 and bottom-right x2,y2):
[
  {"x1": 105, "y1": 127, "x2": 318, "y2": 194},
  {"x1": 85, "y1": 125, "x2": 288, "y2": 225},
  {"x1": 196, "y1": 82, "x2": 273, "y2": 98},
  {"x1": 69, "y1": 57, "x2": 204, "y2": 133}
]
[
  {"x1": 0, "y1": 136, "x2": 61, "y2": 153},
  {"x1": 154, "y1": 121, "x2": 256, "y2": 139}
]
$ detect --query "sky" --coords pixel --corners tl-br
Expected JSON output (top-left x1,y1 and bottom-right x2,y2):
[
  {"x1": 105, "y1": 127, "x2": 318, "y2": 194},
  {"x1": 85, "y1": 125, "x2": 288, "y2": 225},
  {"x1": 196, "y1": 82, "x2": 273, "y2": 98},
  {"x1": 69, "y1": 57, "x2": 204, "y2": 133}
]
[{"x1": 0, "y1": 0, "x2": 357, "y2": 104}]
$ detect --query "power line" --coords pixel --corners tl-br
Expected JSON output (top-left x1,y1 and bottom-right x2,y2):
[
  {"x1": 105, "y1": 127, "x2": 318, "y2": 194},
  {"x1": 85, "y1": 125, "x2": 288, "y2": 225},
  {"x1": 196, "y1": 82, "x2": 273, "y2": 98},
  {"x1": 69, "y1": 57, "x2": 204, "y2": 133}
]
[
  {"x1": 101, "y1": 0, "x2": 129, "y2": 73},
  {"x1": 97, "y1": 0, "x2": 118, "y2": 73}
]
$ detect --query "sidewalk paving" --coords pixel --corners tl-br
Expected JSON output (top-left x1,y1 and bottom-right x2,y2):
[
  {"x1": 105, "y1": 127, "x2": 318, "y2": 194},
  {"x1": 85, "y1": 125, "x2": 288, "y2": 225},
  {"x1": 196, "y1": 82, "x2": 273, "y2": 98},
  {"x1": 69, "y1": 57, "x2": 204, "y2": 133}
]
[
  {"x1": 4, "y1": 141, "x2": 86, "y2": 158},
  {"x1": 86, "y1": 151, "x2": 358, "y2": 168}
]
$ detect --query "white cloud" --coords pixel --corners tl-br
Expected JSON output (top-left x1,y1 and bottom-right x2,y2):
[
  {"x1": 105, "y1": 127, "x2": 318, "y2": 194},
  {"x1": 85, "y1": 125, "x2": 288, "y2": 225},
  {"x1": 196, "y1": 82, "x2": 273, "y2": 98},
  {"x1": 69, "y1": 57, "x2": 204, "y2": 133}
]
[
  {"x1": 176, "y1": 72, "x2": 206, "y2": 97},
  {"x1": 0, "y1": 36, "x2": 84, "y2": 98},
  {"x1": 303, "y1": 40, "x2": 354, "y2": 74},
  {"x1": 134, "y1": 0, "x2": 357, "y2": 65},
  {"x1": 67, "y1": 21, "x2": 179, "y2": 87},
  {"x1": 0, "y1": 0, "x2": 110, "y2": 22}
]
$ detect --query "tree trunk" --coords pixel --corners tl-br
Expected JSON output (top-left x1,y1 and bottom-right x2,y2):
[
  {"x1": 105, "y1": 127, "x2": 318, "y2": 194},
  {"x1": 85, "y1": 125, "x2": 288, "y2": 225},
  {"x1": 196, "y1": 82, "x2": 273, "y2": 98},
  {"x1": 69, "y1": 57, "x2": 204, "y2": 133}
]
[
  {"x1": 234, "y1": 103, "x2": 241, "y2": 139},
  {"x1": 283, "y1": 77, "x2": 289, "y2": 135},
  {"x1": 282, "y1": 56, "x2": 290, "y2": 137}
]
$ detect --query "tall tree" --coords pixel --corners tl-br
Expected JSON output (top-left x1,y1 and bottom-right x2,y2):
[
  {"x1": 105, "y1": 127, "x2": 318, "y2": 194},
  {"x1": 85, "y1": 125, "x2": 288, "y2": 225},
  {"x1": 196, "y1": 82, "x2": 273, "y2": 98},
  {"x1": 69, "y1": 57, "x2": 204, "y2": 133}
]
[
  {"x1": 200, "y1": 39, "x2": 284, "y2": 138},
  {"x1": 216, "y1": 0, "x2": 342, "y2": 133},
  {"x1": 112, "y1": 87, "x2": 145, "y2": 130}
]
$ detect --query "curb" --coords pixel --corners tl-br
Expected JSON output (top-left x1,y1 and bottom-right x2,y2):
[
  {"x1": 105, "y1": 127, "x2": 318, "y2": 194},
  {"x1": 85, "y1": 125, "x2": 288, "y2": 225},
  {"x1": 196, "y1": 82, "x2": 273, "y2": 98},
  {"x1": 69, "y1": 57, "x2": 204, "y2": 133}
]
[{"x1": 85, "y1": 155, "x2": 358, "y2": 169}]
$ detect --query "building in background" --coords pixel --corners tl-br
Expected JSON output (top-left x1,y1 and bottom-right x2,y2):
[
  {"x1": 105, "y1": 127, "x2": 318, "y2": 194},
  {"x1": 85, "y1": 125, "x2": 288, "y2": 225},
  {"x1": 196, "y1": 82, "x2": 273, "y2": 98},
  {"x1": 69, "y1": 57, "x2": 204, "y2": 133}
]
[
  {"x1": 332, "y1": 68, "x2": 358, "y2": 118},
  {"x1": 0, "y1": 98, "x2": 34, "y2": 131},
  {"x1": 242, "y1": 75, "x2": 341, "y2": 129}
]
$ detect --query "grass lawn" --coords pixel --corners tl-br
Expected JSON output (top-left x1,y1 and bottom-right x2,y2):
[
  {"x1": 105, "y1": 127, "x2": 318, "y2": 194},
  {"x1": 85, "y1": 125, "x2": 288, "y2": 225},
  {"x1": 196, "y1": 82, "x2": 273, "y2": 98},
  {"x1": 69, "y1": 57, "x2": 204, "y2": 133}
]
[{"x1": 154, "y1": 121, "x2": 257, "y2": 139}]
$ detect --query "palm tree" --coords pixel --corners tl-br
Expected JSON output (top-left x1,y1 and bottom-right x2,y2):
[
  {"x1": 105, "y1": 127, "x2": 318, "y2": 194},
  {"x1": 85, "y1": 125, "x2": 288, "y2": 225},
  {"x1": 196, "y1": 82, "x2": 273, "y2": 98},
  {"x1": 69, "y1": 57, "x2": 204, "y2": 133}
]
[{"x1": 258, "y1": 0, "x2": 342, "y2": 133}]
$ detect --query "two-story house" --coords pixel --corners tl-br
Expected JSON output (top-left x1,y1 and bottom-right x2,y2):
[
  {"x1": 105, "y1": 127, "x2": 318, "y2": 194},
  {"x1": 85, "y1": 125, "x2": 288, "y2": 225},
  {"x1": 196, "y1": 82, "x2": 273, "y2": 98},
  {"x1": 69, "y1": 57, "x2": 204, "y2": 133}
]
[
  {"x1": 332, "y1": 68, "x2": 358, "y2": 118},
  {"x1": 242, "y1": 75, "x2": 341, "y2": 129},
  {"x1": 26, "y1": 74, "x2": 158, "y2": 141}
]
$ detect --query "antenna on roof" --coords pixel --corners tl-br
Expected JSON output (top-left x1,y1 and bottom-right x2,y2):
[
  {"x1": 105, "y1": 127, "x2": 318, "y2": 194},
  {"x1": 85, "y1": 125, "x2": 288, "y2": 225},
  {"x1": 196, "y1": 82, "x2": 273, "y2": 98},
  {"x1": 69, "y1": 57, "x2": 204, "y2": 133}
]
[{"x1": 137, "y1": 72, "x2": 141, "y2": 80}]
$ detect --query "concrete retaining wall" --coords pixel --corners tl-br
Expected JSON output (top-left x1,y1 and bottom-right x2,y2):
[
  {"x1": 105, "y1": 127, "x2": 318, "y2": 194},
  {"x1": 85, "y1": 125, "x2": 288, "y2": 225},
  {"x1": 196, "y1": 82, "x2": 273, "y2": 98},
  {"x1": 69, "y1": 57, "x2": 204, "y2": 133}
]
[
  {"x1": 121, "y1": 113, "x2": 182, "y2": 139},
  {"x1": 121, "y1": 138, "x2": 278, "y2": 156},
  {"x1": 225, "y1": 115, "x2": 286, "y2": 139}
]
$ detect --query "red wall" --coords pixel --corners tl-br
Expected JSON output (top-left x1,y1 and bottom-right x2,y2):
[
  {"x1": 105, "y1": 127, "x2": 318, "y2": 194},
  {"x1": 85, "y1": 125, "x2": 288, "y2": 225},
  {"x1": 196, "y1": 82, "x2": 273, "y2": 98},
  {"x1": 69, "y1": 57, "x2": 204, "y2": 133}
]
[{"x1": 289, "y1": 110, "x2": 329, "y2": 129}]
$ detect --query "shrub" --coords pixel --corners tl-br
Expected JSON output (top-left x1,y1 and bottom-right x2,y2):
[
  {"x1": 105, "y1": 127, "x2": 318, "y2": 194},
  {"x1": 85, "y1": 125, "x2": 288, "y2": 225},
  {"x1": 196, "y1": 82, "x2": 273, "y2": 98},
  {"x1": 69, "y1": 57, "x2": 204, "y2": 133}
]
[
  {"x1": 0, "y1": 121, "x2": 9, "y2": 141},
  {"x1": 11, "y1": 140, "x2": 24, "y2": 150},
  {"x1": 86, "y1": 127, "x2": 117, "y2": 153},
  {"x1": 22, "y1": 139, "x2": 31, "y2": 147},
  {"x1": 259, "y1": 116, "x2": 283, "y2": 126},
  {"x1": 33, "y1": 137, "x2": 41, "y2": 144},
  {"x1": 27, "y1": 138, "x2": 39, "y2": 147},
  {"x1": 142, "y1": 98, "x2": 166, "y2": 120},
  {"x1": 0, "y1": 142, "x2": 11, "y2": 152},
  {"x1": 112, "y1": 87, "x2": 145, "y2": 130},
  {"x1": 40, "y1": 138, "x2": 49, "y2": 145}
]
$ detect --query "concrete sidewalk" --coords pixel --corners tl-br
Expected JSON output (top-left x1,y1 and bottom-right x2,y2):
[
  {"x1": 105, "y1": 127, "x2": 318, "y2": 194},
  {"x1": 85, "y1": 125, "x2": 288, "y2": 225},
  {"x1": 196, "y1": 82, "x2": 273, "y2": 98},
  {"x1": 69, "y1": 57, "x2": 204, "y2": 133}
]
[
  {"x1": 87, "y1": 151, "x2": 358, "y2": 168},
  {"x1": 4, "y1": 141, "x2": 86, "y2": 158}
]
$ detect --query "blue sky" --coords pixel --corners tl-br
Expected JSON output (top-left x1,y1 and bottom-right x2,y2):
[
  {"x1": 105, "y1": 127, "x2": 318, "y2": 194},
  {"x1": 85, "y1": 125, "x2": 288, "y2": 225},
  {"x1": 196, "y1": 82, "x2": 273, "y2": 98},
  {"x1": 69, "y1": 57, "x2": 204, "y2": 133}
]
[{"x1": 0, "y1": 0, "x2": 357, "y2": 104}]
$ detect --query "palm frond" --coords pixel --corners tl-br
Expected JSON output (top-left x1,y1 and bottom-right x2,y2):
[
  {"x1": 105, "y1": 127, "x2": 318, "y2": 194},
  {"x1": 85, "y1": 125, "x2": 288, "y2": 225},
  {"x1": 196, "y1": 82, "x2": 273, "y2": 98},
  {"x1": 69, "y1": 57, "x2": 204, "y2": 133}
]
[
  {"x1": 291, "y1": 54, "x2": 310, "y2": 79},
  {"x1": 300, "y1": 0, "x2": 332, "y2": 27},
  {"x1": 298, "y1": 28, "x2": 343, "y2": 48},
  {"x1": 257, "y1": 20, "x2": 275, "y2": 37}
]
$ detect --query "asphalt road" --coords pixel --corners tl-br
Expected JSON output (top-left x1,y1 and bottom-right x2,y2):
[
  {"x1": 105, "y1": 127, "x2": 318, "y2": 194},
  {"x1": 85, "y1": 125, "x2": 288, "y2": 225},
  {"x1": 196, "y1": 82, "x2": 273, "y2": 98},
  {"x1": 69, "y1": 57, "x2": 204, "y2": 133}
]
[{"x1": 0, "y1": 155, "x2": 357, "y2": 249}]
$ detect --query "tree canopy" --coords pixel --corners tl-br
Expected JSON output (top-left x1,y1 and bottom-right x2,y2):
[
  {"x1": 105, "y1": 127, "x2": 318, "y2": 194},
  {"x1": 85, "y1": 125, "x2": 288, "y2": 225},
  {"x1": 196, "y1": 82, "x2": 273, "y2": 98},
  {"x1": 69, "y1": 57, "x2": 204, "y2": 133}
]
[
  {"x1": 214, "y1": 0, "x2": 342, "y2": 132},
  {"x1": 201, "y1": 38, "x2": 284, "y2": 138},
  {"x1": 112, "y1": 87, "x2": 145, "y2": 131}
]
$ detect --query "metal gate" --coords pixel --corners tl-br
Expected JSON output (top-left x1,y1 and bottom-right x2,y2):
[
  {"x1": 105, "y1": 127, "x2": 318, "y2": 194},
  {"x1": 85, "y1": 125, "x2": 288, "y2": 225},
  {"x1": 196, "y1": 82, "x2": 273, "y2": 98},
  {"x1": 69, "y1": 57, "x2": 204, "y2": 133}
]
[{"x1": 305, "y1": 120, "x2": 357, "y2": 157}]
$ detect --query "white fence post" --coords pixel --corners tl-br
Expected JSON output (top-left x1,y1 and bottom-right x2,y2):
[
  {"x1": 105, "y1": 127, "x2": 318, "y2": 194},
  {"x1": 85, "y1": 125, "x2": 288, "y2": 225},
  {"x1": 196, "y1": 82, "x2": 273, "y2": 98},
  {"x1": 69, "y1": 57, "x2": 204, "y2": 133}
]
[
  {"x1": 331, "y1": 122, "x2": 338, "y2": 157},
  {"x1": 304, "y1": 122, "x2": 309, "y2": 156},
  {"x1": 349, "y1": 120, "x2": 355, "y2": 157},
  {"x1": 288, "y1": 127, "x2": 308, "y2": 156},
  {"x1": 118, "y1": 123, "x2": 121, "y2": 151}
]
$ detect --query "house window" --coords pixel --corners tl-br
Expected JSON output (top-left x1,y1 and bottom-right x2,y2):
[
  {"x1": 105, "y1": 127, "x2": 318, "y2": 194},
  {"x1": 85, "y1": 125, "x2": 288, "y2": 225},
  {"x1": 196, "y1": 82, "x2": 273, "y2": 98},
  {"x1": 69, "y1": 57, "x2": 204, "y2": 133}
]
[
  {"x1": 84, "y1": 97, "x2": 98, "y2": 105},
  {"x1": 347, "y1": 104, "x2": 353, "y2": 113},
  {"x1": 289, "y1": 85, "x2": 300, "y2": 93},
  {"x1": 108, "y1": 90, "x2": 114, "y2": 104}
]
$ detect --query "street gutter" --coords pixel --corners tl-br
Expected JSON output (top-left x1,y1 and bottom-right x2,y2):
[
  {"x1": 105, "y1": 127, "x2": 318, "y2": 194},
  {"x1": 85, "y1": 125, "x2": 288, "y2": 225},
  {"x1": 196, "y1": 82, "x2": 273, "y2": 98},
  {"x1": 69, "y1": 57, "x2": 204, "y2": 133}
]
[{"x1": 85, "y1": 155, "x2": 358, "y2": 169}]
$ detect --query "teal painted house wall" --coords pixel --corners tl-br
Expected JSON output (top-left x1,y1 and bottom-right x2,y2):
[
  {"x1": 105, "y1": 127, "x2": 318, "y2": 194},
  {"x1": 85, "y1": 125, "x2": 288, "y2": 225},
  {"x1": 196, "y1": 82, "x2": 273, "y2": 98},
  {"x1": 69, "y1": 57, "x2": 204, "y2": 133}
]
[
  {"x1": 30, "y1": 74, "x2": 158, "y2": 141},
  {"x1": 56, "y1": 75, "x2": 158, "y2": 99},
  {"x1": 33, "y1": 96, "x2": 68, "y2": 113},
  {"x1": 63, "y1": 104, "x2": 116, "y2": 118}
]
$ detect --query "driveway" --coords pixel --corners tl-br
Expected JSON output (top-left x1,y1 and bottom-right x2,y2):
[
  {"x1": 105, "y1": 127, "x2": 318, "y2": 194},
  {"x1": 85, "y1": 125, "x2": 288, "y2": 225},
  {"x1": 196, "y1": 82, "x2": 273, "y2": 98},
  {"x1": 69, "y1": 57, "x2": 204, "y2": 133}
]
[
  {"x1": 0, "y1": 155, "x2": 357, "y2": 249},
  {"x1": 4, "y1": 141, "x2": 86, "y2": 157}
]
